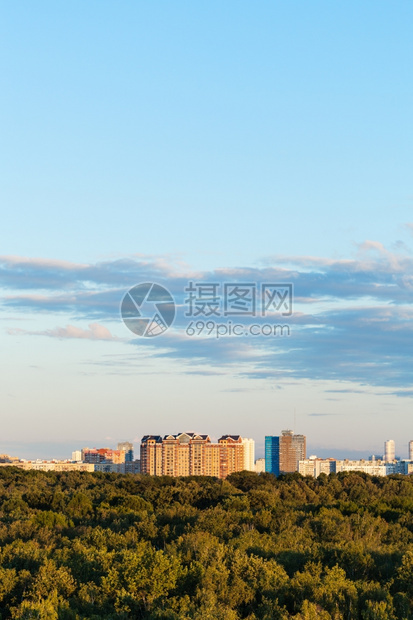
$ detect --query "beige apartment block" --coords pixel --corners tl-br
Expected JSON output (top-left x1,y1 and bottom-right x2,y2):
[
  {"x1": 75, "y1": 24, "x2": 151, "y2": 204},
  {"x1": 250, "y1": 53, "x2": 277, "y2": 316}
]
[{"x1": 140, "y1": 432, "x2": 245, "y2": 479}]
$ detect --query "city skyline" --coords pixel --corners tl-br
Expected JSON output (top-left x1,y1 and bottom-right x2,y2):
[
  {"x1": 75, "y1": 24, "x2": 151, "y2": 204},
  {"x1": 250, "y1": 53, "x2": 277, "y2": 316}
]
[
  {"x1": 3, "y1": 430, "x2": 413, "y2": 465},
  {"x1": 3, "y1": 430, "x2": 413, "y2": 481}
]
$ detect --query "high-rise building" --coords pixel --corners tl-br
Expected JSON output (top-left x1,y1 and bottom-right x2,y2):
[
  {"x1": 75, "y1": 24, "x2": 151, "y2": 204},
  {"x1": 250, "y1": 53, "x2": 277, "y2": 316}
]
[
  {"x1": 409, "y1": 441, "x2": 413, "y2": 461},
  {"x1": 118, "y1": 441, "x2": 134, "y2": 462},
  {"x1": 384, "y1": 439, "x2": 395, "y2": 462},
  {"x1": 140, "y1": 432, "x2": 245, "y2": 479},
  {"x1": 242, "y1": 438, "x2": 255, "y2": 471},
  {"x1": 265, "y1": 430, "x2": 306, "y2": 476},
  {"x1": 219, "y1": 435, "x2": 245, "y2": 479},
  {"x1": 265, "y1": 436, "x2": 280, "y2": 476}
]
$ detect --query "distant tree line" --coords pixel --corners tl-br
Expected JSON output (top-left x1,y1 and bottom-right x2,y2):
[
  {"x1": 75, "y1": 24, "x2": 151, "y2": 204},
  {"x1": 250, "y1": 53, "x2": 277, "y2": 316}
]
[{"x1": 1, "y1": 468, "x2": 413, "y2": 618}]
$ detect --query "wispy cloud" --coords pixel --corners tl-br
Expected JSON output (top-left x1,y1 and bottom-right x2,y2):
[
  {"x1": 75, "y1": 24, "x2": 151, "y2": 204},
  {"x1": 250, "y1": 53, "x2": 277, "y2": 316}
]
[
  {"x1": 8, "y1": 323, "x2": 121, "y2": 342},
  {"x1": 3, "y1": 242, "x2": 413, "y2": 316},
  {"x1": 3, "y1": 240, "x2": 413, "y2": 390}
]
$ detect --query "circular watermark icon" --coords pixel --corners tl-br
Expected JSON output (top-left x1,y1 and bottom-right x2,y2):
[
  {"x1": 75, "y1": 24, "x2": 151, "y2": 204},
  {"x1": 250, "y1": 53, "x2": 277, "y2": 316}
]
[{"x1": 121, "y1": 283, "x2": 175, "y2": 337}]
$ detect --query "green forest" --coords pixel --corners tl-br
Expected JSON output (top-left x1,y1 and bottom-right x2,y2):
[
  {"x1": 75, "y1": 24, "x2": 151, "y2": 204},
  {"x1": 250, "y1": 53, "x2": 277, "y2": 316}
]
[{"x1": 1, "y1": 469, "x2": 413, "y2": 619}]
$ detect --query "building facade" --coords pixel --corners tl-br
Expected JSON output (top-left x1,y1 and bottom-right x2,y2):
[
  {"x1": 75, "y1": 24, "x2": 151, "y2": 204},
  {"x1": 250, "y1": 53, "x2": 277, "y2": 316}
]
[
  {"x1": 118, "y1": 442, "x2": 134, "y2": 462},
  {"x1": 82, "y1": 448, "x2": 125, "y2": 464},
  {"x1": 0, "y1": 460, "x2": 141, "y2": 474},
  {"x1": 298, "y1": 457, "x2": 336, "y2": 477},
  {"x1": 265, "y1": 435, "x2": 280, "y2": 476},
  {"x1": 265, "y1": 430, "x2": 306, "y2": 476},
  {"x1": 335, "y1": 459, "x2": 387, "y2": 476},
  {"x1": 242, "y1": 438, "x2": 255, "y2": 471},
  {"x1": 384, "y1": 440, "x2": 395, "y2": 462},
  {"x1": 0, "y1": 461, "x2": 96, "y2": 473},
  {"x1": 254, "y1": 458, "x2": 265, "y2": 473},
  {"x1": 140, "y1": 432, "x2": 245, "y2": 478},
  {"x1": 94, "y1": 460, "x2": 141, "y2": 474}
]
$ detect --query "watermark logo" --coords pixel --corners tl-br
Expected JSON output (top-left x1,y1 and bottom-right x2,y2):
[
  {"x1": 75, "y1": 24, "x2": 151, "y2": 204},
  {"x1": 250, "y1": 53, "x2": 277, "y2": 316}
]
[
  {"x1": 262, "y1": 284, "x2": 293, "y2": 316},
  {"x1": 121, "y1": 281, "x2": 293, "y2": 338},
  {"x1": 184, "y1": 282, "x2": 293, "y2": 317},
  {"x1": 121, "y1": 283, "x2": 175, "y2": 337}
]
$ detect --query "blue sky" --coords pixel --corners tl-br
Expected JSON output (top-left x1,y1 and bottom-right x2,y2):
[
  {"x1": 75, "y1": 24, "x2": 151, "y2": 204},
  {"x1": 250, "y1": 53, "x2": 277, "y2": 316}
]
[{"x1": 1, "y1": 2, "x2": 413, "y2": 459}]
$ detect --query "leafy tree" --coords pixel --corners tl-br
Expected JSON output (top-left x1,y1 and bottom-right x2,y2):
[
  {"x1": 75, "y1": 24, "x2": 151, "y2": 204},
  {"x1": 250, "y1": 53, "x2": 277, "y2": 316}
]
[
  {"x1": 2, "y1": 469, "x2": 413, "y2": 618},
  {"x1": 66, "y1": 493, "x2": 93, "y2": 519}
]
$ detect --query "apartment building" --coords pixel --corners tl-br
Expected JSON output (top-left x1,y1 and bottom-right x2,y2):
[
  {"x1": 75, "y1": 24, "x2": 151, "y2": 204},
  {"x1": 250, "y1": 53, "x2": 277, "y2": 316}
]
[{"x1": 140, "y1": 432, "x2": 245, "y2": 478}]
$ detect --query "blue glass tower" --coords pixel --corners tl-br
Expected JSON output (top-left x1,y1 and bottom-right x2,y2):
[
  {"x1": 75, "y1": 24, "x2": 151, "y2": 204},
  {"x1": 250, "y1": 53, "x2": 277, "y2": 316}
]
[{"x1": 265, "y1": 436, "x2": 280, "y2": 476}]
